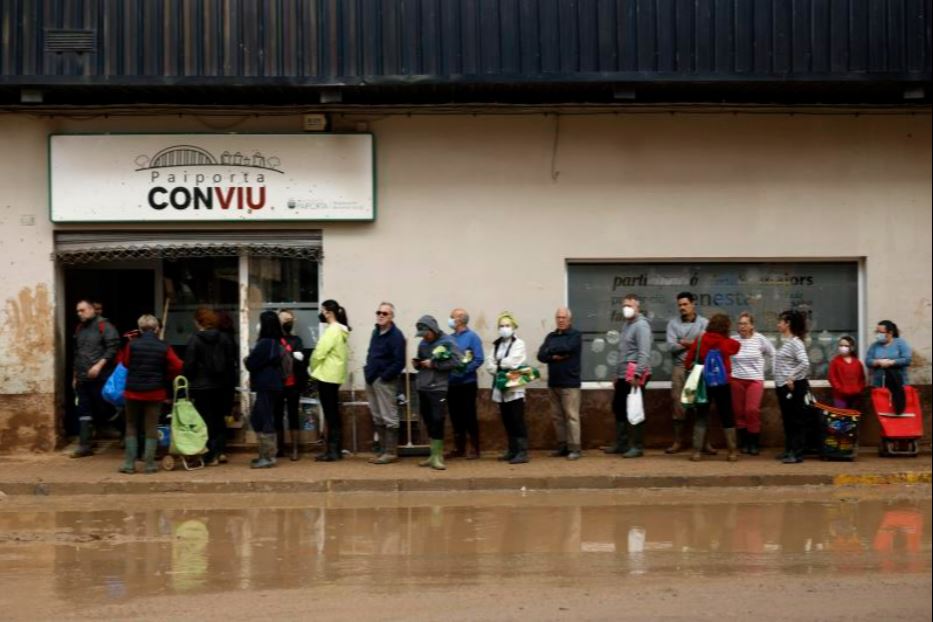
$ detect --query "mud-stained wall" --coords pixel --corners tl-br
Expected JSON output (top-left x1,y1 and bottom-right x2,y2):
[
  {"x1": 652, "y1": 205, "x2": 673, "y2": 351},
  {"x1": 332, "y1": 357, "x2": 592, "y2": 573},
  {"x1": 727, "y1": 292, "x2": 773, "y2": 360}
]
[{"x1": 0, "y1": 111, "x2": 930, "y2": 452}]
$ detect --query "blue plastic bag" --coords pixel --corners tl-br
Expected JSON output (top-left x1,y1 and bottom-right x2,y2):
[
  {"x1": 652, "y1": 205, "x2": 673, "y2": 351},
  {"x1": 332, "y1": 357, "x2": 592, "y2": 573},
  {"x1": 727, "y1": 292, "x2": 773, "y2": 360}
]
[{"x1": 101, "y1": 363, "x2": 127, "y2": 407}]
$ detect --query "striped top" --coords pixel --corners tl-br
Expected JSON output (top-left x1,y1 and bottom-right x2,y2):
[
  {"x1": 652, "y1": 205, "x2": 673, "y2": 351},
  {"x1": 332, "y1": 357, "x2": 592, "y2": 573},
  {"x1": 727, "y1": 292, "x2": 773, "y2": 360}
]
[
  {"x1": 731, "y1": 332, "x2": 775, "y2": 381},
  {"x1": 773, "y1": 336, "x2": 810, "y2": 386}
]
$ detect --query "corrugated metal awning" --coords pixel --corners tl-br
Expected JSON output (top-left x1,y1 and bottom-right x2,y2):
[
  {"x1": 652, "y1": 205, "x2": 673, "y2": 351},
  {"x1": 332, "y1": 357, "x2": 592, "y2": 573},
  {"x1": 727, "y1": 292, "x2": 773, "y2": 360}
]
[{"x1": 54, "y1": 231, "x2": 323, "y2": 264}]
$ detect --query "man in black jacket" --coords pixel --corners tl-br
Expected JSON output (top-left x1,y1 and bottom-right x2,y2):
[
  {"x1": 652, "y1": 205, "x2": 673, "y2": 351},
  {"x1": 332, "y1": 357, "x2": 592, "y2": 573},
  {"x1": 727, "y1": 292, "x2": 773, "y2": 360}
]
[
  {"x1": 71, "y1": 299, "x2": 121, "y2": 458},
  {"x1": 537, "y1": 307, "x2": 583, "y2": 460}
]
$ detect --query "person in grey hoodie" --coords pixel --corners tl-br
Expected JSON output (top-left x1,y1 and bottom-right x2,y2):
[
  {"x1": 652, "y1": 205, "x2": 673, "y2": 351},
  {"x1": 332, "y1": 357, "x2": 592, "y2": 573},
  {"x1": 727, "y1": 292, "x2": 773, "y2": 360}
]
[
  {"x1": 413, "y1": 315, "x2": 463, "y2": 470},
  {"x1": 605, "y1": 293, "x2": 652, "y2": 458}
]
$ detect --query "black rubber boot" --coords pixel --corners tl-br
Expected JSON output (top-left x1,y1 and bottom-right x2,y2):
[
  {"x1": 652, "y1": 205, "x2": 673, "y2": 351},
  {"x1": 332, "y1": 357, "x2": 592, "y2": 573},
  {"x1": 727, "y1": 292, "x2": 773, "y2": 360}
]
[
  {"x1": 509, "y1": 437, "x2": 530, "y2": 464},
  {"x1": 498, "y1": 436, "x2": 517, "y2": 461},
  {"x1": 315, "y1": 440, "x2": 340, "y2": 462},
  {"x1": 748, "y1": 433, "x2": 761, "y2": 456},
  {"x1": 738, "y1": 428, "x2": 750, "y2": 454},
  {"x1": 550, "y1": 442, "x2": 569, "y2": 457},
  {"x1": 622, "y1": 424, "x2": 644, "y2": 458},
  {"x1": 603, "y1": 421, "x2": 627, "y2": 454}
]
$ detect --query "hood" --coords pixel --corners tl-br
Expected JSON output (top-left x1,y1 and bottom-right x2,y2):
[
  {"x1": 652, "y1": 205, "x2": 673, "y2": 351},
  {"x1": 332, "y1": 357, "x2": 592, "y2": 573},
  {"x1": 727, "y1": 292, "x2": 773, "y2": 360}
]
[{"x1": 415, "y1": 315, "x2": 443, "y2": 338}]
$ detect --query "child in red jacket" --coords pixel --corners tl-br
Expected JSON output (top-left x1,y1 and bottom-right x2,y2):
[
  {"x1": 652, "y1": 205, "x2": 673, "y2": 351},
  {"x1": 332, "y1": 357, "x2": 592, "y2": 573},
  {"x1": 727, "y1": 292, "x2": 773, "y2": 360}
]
[{"x1": 828, "y1": 335, "x2": 866, "y2": 410}]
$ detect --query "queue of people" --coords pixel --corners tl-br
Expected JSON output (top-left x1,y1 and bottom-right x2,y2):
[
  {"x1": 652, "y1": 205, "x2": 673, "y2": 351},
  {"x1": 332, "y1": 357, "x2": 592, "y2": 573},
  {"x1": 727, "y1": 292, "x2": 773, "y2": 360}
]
[{"x1": 69, "y1": 291, "x2": 913, "y2": 473}]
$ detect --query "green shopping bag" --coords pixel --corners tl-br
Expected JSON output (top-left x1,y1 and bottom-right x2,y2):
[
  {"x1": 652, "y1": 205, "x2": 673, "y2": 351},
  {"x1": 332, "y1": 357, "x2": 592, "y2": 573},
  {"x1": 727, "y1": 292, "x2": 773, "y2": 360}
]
[{"x1": 170, "y1": 376, "x2": 208, "y2": 456}]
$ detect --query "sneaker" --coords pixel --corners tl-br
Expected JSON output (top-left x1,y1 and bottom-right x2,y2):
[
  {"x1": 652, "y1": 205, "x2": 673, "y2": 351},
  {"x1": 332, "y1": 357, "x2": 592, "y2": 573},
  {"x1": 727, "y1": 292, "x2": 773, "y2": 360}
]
[
  {"x1": 566, "y1": 450, "x2": 582, "y2": 461},
  {"x1": 622, "y1": 448, "x2": 644, "y2": 459}
]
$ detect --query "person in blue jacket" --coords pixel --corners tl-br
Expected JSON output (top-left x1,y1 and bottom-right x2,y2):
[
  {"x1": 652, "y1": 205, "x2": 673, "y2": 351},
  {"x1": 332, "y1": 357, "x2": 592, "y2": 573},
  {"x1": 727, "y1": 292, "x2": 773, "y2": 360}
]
[
  {"x1": 446, "y1": 308, "x2": 486, "y2": 459},
  {"x1": 244, "y1": 311, "x2": 285, "y2": 469},
  {"x1": 364, "y1": 302, "x2": 407, "y2": 464},
  {"x1": 865, "y1": 319, "x2": 912, "y2": 387}
]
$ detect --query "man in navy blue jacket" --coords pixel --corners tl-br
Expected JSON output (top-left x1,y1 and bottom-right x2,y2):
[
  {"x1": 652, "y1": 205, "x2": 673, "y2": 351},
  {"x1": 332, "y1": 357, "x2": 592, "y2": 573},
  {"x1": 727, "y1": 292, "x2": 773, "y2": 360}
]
[
  {"x1": 537, "y1": 307, "x2": 583, "y2": 460},
  {"x1": 364, "y1": 302, "x2": 407, "y2": 464}
]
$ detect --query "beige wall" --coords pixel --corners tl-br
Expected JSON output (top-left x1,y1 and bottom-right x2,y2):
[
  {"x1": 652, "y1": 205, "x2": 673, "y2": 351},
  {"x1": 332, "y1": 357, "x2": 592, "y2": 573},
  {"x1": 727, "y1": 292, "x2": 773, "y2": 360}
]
[{"x1": 1, "y1": 110, "x2": 930, "y2": 451}]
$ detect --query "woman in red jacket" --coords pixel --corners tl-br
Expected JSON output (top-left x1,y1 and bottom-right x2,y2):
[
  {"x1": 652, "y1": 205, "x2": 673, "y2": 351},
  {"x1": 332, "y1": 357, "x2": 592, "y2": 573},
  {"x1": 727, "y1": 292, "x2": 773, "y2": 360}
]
[
  {"x1": 684, "y1": 314, "x2": 742, "y2": 462},
  {"x1": 828, "y1": 335, "x2": 866, "y2": 410}
]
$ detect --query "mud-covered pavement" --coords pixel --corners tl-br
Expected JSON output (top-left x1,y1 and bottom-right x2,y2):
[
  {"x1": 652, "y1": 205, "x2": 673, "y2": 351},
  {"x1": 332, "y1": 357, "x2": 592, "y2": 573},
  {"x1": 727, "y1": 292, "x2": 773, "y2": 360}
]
[{"x1": 0, "y1": 486, "x2": 930, "y2": 621}]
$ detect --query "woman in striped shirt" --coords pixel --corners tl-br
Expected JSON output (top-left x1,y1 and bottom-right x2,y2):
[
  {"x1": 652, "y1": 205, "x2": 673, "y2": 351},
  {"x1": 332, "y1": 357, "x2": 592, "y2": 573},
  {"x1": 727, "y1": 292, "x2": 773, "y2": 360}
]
[
  {"x1": 774, "y1": 310, "x2": 811, "y2": 464},
  {"x1": 731, "y1": 312, "x2": 775, "y2": 456}
]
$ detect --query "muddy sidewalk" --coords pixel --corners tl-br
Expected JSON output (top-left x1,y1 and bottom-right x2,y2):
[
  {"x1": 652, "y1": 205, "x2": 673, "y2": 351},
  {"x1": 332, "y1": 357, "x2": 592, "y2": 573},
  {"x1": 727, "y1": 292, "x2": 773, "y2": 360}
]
[{"x1": 0, "y1": 448, "x2": 930, "y2": 495}]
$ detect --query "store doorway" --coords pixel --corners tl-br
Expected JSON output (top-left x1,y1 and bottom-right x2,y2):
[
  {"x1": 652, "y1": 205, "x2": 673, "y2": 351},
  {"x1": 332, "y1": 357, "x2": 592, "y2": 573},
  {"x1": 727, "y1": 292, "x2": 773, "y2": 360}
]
[{"x1": 62, "y1": 266, "x2": 156, "y2": 435}]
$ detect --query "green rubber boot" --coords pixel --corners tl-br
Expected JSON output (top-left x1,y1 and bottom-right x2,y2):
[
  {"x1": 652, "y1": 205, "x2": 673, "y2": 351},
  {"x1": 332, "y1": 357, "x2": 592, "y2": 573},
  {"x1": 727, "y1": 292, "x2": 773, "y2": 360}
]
[
  {"x1": 429, "y1": 439, "x2": 447, "y2": 471},
  {"x1": 119, "y1": 436, "x2": 137, "y2": 474},
  {"x1": 143, "y1": 438, "x2": 159, "y2": 474}
]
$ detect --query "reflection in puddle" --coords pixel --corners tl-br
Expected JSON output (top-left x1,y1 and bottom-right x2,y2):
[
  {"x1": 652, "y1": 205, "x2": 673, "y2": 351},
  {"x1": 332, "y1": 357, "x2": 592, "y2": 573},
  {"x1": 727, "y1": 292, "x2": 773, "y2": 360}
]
[{"x1": 0, "y1": 495, "x2": 929, "y2": 604}]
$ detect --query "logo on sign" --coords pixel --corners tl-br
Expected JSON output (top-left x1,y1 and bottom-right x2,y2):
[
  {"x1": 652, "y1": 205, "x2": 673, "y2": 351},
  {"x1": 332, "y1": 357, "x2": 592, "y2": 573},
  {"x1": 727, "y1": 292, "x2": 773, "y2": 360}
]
[{"x1": 135, "y1": 145, "x2": 283, "y2": 213}]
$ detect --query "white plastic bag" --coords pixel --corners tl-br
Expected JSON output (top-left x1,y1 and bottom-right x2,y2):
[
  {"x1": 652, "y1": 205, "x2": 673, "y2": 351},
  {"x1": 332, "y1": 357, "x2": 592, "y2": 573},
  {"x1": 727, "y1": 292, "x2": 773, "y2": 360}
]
[
  {"x1": 681, "y1": 364, "x2": 705, "y2": 406},
  {"x1": 627, "y1": 385, "x2": 645, "y2": 425}
]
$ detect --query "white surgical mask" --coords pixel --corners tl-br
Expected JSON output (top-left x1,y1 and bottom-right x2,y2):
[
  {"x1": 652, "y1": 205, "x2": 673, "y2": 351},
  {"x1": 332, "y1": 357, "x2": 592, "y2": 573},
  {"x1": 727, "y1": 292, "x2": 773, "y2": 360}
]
[
  {"x1": 622, "y1": 306, "x2": 636, "y2": 320},
  {"x1": 875, "y1": 333, "x2": 887, "y2": 343},
  {"x1": 838, "y1": 346, "x2": 851, "y2": 355},
  {"x1": 498, "y1": 326, "x2": 514, "y2": 339},
  {"x1": 447, "y1": 317, "x2": 457, "y2": 330}
]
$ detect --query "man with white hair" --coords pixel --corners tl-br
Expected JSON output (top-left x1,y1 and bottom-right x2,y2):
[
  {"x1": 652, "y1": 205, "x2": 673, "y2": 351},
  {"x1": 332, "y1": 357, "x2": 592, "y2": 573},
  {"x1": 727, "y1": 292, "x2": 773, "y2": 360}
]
[
  {"x1": 446, "y1": 307, "x2": 485, "y2": 459},
  {"x1": 538, "y1": 307, "x2": 584, "y2": 460},
  {"x1": 364, "y1": 302, "x2": 407, "y2": 464}
]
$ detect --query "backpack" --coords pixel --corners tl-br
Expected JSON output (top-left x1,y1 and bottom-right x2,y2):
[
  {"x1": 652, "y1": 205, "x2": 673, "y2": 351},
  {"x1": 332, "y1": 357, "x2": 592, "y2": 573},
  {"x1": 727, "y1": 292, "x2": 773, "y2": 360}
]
[{"x1": 703, "y1": 348, "x2": 729, "y2": 387}]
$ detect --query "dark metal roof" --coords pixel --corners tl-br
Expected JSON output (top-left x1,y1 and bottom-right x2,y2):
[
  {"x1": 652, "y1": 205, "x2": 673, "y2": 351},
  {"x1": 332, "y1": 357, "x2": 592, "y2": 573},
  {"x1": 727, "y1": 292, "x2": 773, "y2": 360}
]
[{"x1": 2, "y1": 0, "x2": 930, "y2": 106}]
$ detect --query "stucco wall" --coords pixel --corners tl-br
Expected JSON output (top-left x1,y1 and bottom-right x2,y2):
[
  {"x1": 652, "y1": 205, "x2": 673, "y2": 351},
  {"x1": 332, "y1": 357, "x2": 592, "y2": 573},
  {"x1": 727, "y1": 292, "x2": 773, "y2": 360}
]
[{"x1": 0, "y1": 111, "x2": 930, "y2": 451}]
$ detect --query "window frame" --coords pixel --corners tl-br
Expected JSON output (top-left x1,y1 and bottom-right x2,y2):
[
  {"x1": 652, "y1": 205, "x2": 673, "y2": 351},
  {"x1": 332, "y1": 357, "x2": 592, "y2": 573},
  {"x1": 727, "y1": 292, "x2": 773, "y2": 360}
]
[{"x1": 566, "y1": 257, "x2": 866, "y2": 391}]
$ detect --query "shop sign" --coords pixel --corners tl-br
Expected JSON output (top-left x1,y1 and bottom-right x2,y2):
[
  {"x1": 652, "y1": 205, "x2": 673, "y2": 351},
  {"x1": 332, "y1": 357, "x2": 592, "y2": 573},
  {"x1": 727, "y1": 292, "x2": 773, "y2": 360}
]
[{"x1": 50, "y1": 133, "x2": 374, "y2": 222}]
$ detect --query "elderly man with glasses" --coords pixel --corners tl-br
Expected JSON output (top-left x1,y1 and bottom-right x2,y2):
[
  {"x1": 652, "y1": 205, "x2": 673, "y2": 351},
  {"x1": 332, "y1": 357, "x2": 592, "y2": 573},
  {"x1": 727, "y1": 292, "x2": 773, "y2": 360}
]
[{"x1": 364, "y1": 302, "x2": 407, "y2": 464}]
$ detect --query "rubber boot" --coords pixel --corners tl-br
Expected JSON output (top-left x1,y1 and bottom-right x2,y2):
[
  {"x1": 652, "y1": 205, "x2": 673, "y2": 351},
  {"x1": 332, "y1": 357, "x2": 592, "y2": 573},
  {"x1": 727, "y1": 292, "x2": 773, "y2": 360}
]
[
  {"x1": 429, "y1": 439, "x2": 447, "y2": 470},
  {"x1": 622, "y1": 424, "x2": 644, "y2": 458},
  {"x1": 509, "y1": 437, "x2": 530, "y2": 464},
  {"x1": 724, "y1": 428, "x2": 739, "y2": 462},
  {"x1": 748, "y1": 432, "x2": 760, "y2": 456},
  {"x1": 119, "y1": 436, "x2": 137, "y2": 474},
  {"x1": 143, "y1": 438, "x2": 159, "y2": 474},
  {"x1": 690, "y1": 419, "x2": 707, "y2": 462},
  {"x1": 369, "y1": 425, "x2": 387, "y2": 463},
  {"x1": 315, "y1": 440, "x2": 340, "y2": 462},
  {"x1": 498, "y1": 436, "x2": 517, "y2": 461},
  {"x1": 603, "y1": 421, "x2": 628, "y2": 454},
  {"x1": 738, "y1": 428, "x2": 750, "y2": 454},
  {"x1": 665, "y1": 421, "x2": 684, "y2": 454},
  {"x1": 290, "y1": 429, "x2": 300, "y2": 461},
  {"x1": 70, "y1": 421, "x2": 94, "y2": 458},
  {"x1": 550, "y1": 442, "x2": 569, "y2": 457},
  {"x1": 252, "y1": 434, "x2": 277, "y2": 468},
  {"x1": 371, "y1": 427, "x2": 399, "y2": 464}
]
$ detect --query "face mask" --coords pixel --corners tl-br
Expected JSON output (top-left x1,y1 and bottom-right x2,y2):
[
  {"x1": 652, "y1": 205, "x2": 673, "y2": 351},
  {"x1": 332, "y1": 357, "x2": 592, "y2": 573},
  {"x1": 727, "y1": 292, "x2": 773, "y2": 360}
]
[
  {"x1": 838, "y1": 346, "x2": 851, "y2": 355},
  {"x1": 447, "y1": 317, "x2": 457, "y2": 330},
  {"x1": 498, "y1": 326, "x2": 514, "y2": 339},
  {"x1": 622, "y1": 306, "x2": 636, "y2": 320},
  {"x1": 875, "y1": 333, "x2": 887, "y2": 343},
  {"x1": 318, "y1": 313, "x2": 327, "y2": 323},
  {"x1": 282, "y1": 321, "x2": 294, "y2": 334}
]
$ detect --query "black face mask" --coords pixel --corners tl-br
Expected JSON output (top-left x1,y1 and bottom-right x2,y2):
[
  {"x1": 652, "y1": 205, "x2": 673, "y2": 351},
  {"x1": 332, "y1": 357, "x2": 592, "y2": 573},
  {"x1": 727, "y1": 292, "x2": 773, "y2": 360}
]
[
  {"x1": 318, "y1": 313, "x2": 327, "y2": 323},
  {"x1": 282, "y1": 322, "x2": 294, "y2": 334}
]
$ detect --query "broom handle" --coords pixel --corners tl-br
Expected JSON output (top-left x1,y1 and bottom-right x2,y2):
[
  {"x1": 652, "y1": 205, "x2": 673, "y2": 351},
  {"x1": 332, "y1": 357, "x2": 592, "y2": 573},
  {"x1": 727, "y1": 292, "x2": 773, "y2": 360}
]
[
  {"x1": 159, "y1": 297, "x2": 171, "y2": 340},
  {"x1": 404, "y1": 363, "x2": 413, "y2": 447}
]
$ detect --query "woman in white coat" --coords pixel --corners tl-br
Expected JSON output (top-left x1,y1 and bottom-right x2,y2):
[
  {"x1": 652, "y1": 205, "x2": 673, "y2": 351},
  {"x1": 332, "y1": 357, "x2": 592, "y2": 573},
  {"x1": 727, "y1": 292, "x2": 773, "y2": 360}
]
[{"x1": 486, "y1": 311, "x2": 530, "y2": 464}]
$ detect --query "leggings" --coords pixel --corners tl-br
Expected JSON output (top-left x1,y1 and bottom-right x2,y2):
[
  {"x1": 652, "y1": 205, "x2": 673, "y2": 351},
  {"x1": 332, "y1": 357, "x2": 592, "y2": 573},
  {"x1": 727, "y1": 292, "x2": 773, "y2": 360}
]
[{"x1": 318, "y1": 381, "x2": 342, "y2": 447}]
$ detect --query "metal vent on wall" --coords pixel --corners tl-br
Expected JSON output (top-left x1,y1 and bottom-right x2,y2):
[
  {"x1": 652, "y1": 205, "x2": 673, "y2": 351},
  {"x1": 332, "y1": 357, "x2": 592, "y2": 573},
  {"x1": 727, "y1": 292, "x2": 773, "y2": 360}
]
[
  {"x1": 44, "y1": 29, "x2": 97, "y2": 53},
  {"x1": 53, "y1": 231, "x2": 323, "y2": 265}
]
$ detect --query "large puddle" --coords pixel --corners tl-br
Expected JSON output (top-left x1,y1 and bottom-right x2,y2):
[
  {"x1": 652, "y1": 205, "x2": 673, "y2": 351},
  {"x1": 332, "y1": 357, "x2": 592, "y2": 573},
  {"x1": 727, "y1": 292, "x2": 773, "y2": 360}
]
[{"x1": 0, "y1": 490, "x2": 929, "y2": 604}]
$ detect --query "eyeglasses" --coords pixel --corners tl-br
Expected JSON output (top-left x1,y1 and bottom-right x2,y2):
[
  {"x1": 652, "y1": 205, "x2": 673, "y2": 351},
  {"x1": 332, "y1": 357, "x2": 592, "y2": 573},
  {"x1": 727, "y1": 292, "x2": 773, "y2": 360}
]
[{"x1": 375, "y1": 311, "x2": 391, "y2": 317}]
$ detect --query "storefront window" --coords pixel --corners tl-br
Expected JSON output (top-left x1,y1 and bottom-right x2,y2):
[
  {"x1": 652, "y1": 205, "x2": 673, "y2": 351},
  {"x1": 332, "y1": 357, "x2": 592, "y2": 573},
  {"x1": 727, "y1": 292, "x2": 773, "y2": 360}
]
[
  {"x1": 248, "y1": 257, "x2": 320, "y2": 349},
  {"x1": 163, "y1": 257, "x2": 239, "y2": 349},
  {"x1": 567, "y1": 262, "x2": 859, "y2": 382}
]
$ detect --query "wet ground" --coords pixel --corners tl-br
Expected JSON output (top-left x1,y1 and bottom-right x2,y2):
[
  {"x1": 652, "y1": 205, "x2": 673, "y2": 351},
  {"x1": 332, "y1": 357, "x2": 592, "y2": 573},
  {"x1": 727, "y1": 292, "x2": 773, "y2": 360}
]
[{"x1": 0, "y1": 486, "x2": 930, "y2": 621}]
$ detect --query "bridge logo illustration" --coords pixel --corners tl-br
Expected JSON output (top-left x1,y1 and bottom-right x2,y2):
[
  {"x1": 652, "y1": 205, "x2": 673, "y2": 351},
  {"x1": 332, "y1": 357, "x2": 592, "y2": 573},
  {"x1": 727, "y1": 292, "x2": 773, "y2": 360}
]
[{"x1": 134, "y1": 145, "x2": 284, "y2": 173}]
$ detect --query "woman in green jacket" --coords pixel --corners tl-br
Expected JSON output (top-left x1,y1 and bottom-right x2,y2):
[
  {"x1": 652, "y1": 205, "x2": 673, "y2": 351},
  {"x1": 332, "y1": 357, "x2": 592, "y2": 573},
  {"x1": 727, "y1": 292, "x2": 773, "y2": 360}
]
[{"x1": 310, "y1": 299, "x2": 351, "y2": 461}]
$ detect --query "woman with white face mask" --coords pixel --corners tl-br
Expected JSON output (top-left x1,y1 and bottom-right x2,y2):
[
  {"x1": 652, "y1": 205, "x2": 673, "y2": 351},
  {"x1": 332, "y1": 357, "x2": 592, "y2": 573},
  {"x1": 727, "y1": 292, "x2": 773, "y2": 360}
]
[
  {"x1": 865, "y1": 320, "x2": 912, "y2": 388},
  {"x1": 486, "y1": 311, "x2": 530, "y2": 464},
  {"x1": 828, "y1": 335, "x2": 866, "y2": 410}
]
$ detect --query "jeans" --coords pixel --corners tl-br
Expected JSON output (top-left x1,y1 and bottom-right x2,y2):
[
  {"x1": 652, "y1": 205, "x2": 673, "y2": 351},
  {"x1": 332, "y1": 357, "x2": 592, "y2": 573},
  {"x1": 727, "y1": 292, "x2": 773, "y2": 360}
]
[
  {"x1": 124, "y1": 399, "x2": 161, "y2": 441},
  {"x1": 611, "y1": 379, "x2": 644, "y2": 450}
]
